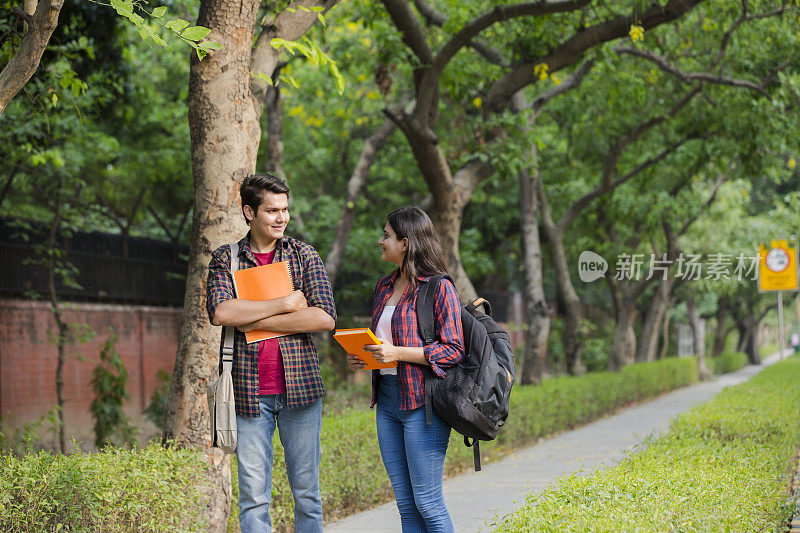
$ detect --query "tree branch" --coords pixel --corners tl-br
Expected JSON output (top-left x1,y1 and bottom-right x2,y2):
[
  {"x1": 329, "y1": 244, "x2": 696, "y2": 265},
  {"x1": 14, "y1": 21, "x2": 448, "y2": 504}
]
[
  {"x1": 381, "y1": 0, "x2": 434, "y2": 65},
  {"x1": 0, "y1": 0, "x2": 65, "y2": 116},
  {"x1": 326, "y1": 118, "x2": 396, "y2": 286},
  {"x1": 412, "y1": 0, "x2": 509, "y2": 66},
  {"x1": 416, "y1": 0, "x2": 590, "y2": 122},
  {"x1": 250, "y1": 0, "x2": 339, "y2": 116},
  {"x1": 555, "y1": 90, "x2": 702, "y2": 234},
  {"x1": 614, "y1": 46, "x2": 771, "y2": 97},
  {"x1": 677, "y1": 173, "x2": 726, "y2": 236},
  {"x1": 485, "y1": 0, "x2": 705, "y2": 112},
  {"x1": 531, "y1": 60, "x2": 595, "y2": 114},
  {"x1": 12, "y1": 7, "x2": 33, "y2": 26}
]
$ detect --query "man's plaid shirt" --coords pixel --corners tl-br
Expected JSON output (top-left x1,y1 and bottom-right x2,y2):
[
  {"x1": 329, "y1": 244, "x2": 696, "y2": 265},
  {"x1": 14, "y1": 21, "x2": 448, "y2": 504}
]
[
  {"x1": 370, "y1": 270, "x2": 464, "y2": 410},
  {"x1": 206, "y1": 234, "x2": 336, "y2": 417}
]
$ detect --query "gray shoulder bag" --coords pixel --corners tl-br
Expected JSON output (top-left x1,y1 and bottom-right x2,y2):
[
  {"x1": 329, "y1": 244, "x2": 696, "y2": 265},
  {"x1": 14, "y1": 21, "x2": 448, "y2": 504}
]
[{"x1": 206, "y1": 242, "x2": 239, "y2": 454}]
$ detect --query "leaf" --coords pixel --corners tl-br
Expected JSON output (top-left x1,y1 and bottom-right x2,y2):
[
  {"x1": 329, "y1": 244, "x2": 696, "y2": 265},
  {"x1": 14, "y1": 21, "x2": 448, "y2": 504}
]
[
  {"x1": 252, "y1": 72, "x2": 275, "y2": 86},
  {"x1": 165, "y1": 19, "x2": 190, "y2": 33},
  {"x1": 181, "y1": 26, "x2": 212, "y2": 42},
  {"x1": 278, "y1": 74, "x2": 300, "y2": 89},
  {"x1": 151, "y1": 6, "x2": 167, "y2": 19},
  {"x1": 110, "y1": 0, "x2": 133, "y2": 17},
  {"x1": 198, "y1": 40, "x2": 223, "y2": 52},
  {"x1": 330, "y1": 62, "x2": 345, "y2": 95}
]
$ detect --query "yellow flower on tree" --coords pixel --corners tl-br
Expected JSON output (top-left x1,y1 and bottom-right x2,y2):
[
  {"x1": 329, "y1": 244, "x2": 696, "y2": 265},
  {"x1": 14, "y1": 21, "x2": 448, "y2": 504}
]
[
  {"x1": 534, "y1": 63, "x2": 549, "y2": 81},
  {"x1": 629, "y1": 24, "x2": 644, "y2": 43}
]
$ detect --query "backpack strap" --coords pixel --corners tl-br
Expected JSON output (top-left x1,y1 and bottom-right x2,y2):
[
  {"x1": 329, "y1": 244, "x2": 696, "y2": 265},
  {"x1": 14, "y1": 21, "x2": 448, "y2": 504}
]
[
  {"x1": 416, "y1": 274, "x2": 450, "y2": 425},
  {"x1": 466, "y1": 437, "x2": 481, "y2": 471},
  {"x1": 466, "y1": 297, "x2": 492, "y2": 317},
  {"x1": 221, "y1": 242, "x2": 240, "y2": 373}
]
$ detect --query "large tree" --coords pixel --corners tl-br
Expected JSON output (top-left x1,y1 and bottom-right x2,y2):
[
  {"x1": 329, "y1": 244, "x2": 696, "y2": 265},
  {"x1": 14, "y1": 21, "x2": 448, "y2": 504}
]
[{"x1": 161, "y1": 1, "x2": 338, "y2": 530}]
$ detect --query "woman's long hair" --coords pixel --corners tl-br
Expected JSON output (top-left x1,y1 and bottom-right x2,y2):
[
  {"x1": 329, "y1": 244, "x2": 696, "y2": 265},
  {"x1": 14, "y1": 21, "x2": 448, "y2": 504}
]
[{"x1": 387, "y1": 207, "x2": 448, "y2": 287}]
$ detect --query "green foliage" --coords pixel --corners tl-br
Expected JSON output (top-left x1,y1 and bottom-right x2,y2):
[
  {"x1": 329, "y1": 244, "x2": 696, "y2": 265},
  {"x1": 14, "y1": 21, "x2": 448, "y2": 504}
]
[
  {"x1": 0, "y1": 408, "x2": 62, "y2": 457},
  {"x1": 492, "y1": 356, "x2": 800, "y2": 532},
  {"x1": 267, "y1": 36, "x2": 345, "y2": 94},
  {"x1": 89, "y1": 332, "x2": 137, "y2": 448},
  {"x1": 143, "y1": 369, "x2": 171, "y2": 431},
  {"x1": 0, "y1": 443, "x2": 207, "y2": 532},
  {"x1": 708, "y1": 351, "x2": 749, "y2": 375},
  {"x1": 97, "y1": 0, "x2": 220, "y2": 59},
  {"x1": 240, "y1": 357, "x2": 697, "y2": 529}
]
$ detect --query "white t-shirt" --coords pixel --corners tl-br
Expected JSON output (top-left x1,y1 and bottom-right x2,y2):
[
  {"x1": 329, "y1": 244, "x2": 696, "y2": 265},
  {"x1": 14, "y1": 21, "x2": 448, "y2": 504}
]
[{"x1": 376, "y1": 305, "x2": 397, "y2": 375}]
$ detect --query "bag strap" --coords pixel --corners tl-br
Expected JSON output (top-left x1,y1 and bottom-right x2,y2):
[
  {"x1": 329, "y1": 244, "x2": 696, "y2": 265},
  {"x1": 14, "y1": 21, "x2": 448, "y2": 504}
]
[
  {"x1": 221, "y1": 242, "x2": 240, "y2": 374},
  {"x1": 465, "y1": 297, "x2": 492, "y2": 317},
  {"x1": 466, "y1": 437, "x2": 481, "y2": 471},
  {"x1": 416, "y1": 274, "x2": 449, "y2": 425}
]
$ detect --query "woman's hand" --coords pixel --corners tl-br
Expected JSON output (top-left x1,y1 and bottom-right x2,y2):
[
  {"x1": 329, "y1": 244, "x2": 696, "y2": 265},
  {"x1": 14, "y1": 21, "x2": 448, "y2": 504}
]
[
  {"x1": 363, "y1": 340, "x2": 400, "y2": 364},
  {"x1": 346, "y1": 353, "x2": 367, "y2": 370}
]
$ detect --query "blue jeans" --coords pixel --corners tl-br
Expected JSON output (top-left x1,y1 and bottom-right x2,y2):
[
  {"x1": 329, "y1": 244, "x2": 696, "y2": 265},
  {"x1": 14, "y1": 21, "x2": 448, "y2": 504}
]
[
  {"x1": 236, "y1": 395, "x2": 323, "y2": 533},
  {"x1": 376, "y1": 374, "x2": 454, "y2": 533}
]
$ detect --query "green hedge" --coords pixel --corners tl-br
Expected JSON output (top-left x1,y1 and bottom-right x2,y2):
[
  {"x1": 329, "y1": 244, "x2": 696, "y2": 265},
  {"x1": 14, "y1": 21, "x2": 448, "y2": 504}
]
[
  {"x1": 0, "y1": 443, "x2": 206, "y2": 532},
  {"x1": 1, "y1": 358, "x2": 699, "y2": 532},
  {"x1": 493, "y1": 356, "x2": 800, "y2": 532},
  {"x1": 248, "y1": 357, "x2": 699, "y2": 530},
  {"x1": 707, "y1": 350, "x2": 749, "y2": 375}
]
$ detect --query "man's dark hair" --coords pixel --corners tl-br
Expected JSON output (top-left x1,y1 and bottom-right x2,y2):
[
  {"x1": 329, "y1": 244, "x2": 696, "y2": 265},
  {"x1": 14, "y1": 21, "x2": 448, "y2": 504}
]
[{"x1": 240, "y1": 173, "x2": 290, "y2": 224}]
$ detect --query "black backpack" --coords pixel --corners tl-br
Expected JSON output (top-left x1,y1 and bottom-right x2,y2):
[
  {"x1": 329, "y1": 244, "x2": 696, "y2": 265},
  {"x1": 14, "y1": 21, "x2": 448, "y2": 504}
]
[{"x1": 417, "y1": 274, "x2": 516, "y2": 471}]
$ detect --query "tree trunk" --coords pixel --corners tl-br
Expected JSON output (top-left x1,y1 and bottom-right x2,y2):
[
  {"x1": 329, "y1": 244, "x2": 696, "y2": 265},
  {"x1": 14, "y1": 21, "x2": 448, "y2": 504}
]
[
  {"x1": 736, "y1": 319, "x2": 748, "y2": 353},
  {"x1": 326, "y1": 119, "x2": 395, "y2": 287},
  {"x1": 162, "y1": 1, "x2": 262, "y2": 530},
  {"x1": 742, "y1": 316, "x2": 761, "y2": 364},
  {"x1": 658, "y1": 303, "x2": 671, "y2": 359},
  {"x1": 518, "y1": 142, "x2": 550, "y2": 384},
  {"x1": 390, "y1": 114, "x2": 492, "y2": 303},
  {"x1": 552, "y1": 236, "x2": 585, "y2": 374},
  {"x1": 264, "y1": 84, "x2": 285, "y2": 179},
  {"x1": 687, "y1": 297, "x2": 710, "y2": 380},
  {"x1": 532, "y1": 172, "x2": 584, "y2": 375},
  {"x1": 636, "y1": 278, "x2": 673, "y2": 362},
  {"x1": 711, "y1": 296, "x2": 729, "y2": 357},
  {"x1": 46, "y1": 174, "x2": 67, "y2": 453},
  {"x1": 610, "y1": 298, "x2": 637, "y2": 370},
  {"x1": 0, "y1": 0, "x2": 64, "y2": 115}
]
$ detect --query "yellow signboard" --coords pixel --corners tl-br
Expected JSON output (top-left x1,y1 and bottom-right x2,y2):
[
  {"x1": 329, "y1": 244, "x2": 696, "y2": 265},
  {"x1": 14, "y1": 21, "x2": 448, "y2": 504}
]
[{"x1": 758, "y1": 240, "x2": 798, "y2": 292}]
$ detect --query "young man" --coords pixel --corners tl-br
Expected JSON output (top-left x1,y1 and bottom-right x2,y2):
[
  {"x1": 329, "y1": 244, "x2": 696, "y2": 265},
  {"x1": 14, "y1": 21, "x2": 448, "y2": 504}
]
[{"x1": 206, "y1": 173, "x2": 336, "y2": 532}]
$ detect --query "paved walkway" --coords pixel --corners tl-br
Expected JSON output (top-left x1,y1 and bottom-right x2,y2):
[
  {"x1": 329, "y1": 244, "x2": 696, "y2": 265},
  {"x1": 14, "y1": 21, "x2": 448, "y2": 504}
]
[{"x1": 326, "y1": 351, "x2": 786, "y2": 532}]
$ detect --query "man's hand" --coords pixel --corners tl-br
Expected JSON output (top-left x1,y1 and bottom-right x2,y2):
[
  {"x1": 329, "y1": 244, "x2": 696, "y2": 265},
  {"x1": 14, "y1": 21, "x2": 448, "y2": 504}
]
[{"x1": 281, "y1": 290, "x2": 308, "y2": 313}]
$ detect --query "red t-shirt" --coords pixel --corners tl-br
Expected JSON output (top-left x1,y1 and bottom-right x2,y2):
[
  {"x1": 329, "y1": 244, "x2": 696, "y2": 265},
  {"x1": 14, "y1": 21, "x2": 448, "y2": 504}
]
[{"x1": 252, "y1": 250, "x2": 286, "y2": 395}]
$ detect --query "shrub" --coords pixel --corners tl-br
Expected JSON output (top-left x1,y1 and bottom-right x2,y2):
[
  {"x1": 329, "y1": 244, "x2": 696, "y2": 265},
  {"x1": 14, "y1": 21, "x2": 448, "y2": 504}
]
[
  {"x1": 143, "y1": 369, "x2": 172, "y2": 431},
  {"x1": 492, "y1": 356, "x2": 800, "y2": 532},
  {"x1": 90, "y1": 332, "x2": 137, "y2": 448},
  {"x1": 707, "y1": 350, "x2": 749, "y2": 375},
  {"x1": 237, "y1": 357, "x2": 698, "y2": 530},
  {"x1": 0, "y1": 443, "x2": 207, "y2": 532}
]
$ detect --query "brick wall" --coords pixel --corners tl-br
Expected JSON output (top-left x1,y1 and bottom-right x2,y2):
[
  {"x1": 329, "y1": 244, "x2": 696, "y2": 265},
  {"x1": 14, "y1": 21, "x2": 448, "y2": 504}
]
[{"x1": 0, "y1": 299, "x2": 181, "y2": 450}]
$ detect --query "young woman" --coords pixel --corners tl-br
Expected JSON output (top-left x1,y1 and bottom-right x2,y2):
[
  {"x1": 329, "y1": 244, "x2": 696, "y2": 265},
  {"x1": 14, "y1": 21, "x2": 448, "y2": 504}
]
[{"x1": 346, "y1": 206, "x2": 464, "y2": 532}]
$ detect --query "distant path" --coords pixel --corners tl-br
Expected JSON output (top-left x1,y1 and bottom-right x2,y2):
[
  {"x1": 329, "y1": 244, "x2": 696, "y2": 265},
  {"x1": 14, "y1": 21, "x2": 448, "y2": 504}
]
[{"x1": 326, "y1": 352, "x2": 785, "y2": 532}]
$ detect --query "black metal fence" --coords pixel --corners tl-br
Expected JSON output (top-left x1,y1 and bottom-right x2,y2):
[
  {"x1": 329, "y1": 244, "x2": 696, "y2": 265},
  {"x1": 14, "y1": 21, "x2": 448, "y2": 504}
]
[{"x1": 0, "y1": 218, "x2": 188, "y2": 307}]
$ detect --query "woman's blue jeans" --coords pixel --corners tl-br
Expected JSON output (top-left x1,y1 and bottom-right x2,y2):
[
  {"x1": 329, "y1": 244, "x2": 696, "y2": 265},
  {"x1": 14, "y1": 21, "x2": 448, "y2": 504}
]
[
  {"x1": 236, "y1": 394, "x2": 323, "y2": 533},
  {"x1": 376, "y1": 374, "x2": 454, "y2": 533}
]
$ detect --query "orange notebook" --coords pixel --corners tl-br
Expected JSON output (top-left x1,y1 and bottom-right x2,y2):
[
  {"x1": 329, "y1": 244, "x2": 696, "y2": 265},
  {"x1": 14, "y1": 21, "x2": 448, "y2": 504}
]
[
  {"x1": 232, "y1": 261, "x2": 294, "y2": 344},
  {"x1": 333, "y1": 328, "x2": 397, "y2": 370}
]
